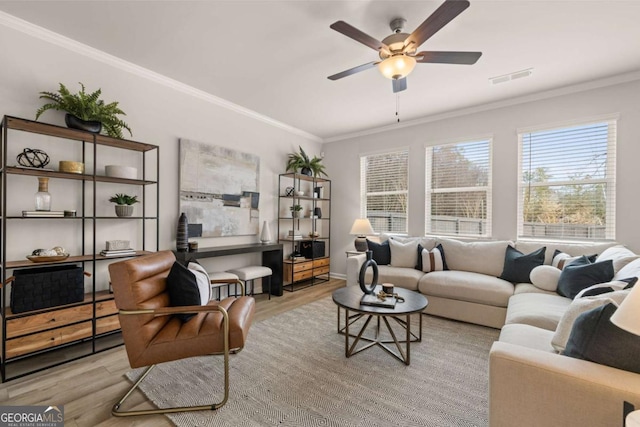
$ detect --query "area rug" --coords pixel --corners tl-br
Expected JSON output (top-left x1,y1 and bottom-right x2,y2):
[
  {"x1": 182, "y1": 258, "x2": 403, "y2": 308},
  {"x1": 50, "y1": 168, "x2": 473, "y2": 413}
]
[{"x1": 126, "y1": 296, "x2": 499, "y2": 426}]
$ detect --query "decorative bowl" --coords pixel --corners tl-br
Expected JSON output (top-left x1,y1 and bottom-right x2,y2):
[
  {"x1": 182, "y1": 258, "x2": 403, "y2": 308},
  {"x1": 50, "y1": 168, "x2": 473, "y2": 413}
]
[
  {"x1": 105, "y1": 165, "x2": 137, "y2": 180},
  {"x1": 59, "y1": 160, "x2": 84, "y2": 174},
  {"x1": 27, "y1": 254, "x2": 70, "y2": 263}
]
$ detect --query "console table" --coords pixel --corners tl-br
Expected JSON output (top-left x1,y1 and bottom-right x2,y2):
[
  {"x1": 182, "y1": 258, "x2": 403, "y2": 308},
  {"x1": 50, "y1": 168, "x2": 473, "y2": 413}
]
[{"x1": 173, "y1": 243, "x2": 284, "y2": 296}]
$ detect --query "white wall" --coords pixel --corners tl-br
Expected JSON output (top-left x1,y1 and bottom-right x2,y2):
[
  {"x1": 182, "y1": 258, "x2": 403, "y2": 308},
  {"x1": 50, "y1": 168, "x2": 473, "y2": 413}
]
[
  {"x1": 0, "y1": 21, "x2": 321, "y2": 291},
  {"x1": 324, "y1": 78, "x2": 640, "y2": 277}
]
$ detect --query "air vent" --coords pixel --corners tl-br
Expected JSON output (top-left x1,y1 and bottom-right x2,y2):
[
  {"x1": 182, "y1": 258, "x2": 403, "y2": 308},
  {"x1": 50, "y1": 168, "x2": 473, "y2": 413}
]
[{"x1": 489, "y1": 68, "x2": 533, "y2": 85}]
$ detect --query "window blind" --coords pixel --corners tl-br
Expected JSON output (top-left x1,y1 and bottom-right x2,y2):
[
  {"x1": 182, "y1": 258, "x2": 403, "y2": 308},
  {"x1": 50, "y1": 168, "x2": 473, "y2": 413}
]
[
  {"x1": 517, "y1": 119, "x2": 616, "y2": 240},
  {"x1": 426, "y1": 139, "x2": 492, "y2": 237},
  {"x1": 360, "y1": 150, "x2": 409, "y2": 234}
]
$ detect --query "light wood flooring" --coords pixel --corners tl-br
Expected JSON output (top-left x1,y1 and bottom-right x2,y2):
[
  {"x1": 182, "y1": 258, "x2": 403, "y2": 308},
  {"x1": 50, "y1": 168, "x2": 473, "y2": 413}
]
[{"x1": 0, "y1": 278, "x2": 345, "y2": 427}]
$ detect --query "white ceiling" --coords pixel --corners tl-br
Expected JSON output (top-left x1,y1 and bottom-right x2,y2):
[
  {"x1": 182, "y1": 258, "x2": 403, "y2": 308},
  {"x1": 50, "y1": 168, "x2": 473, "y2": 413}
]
[{"x1": 1, "y1": 1, "x2": 640, "y2": 141}]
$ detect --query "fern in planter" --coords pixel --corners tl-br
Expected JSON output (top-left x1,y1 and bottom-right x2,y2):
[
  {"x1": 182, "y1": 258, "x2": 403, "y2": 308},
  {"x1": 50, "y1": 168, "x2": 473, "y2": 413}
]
[{"x1": 35, "y1": 82, "x2": 132, "y2": 139}]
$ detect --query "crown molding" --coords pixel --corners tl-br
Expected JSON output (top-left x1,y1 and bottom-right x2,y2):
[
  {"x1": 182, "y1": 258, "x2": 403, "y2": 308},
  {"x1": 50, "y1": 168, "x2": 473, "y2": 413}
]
[
  {"x1": 323, "y1": 70, "x2": 640, "y2": 143},
  {"x1": 0, "y1": 11, "x2": 322, "y2": 143}
]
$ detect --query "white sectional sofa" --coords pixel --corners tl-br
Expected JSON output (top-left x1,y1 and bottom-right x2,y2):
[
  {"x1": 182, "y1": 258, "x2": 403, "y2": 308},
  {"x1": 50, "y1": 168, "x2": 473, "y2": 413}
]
[{"x1": 345, "y1": 235, "x2": 640, "y2": 426}]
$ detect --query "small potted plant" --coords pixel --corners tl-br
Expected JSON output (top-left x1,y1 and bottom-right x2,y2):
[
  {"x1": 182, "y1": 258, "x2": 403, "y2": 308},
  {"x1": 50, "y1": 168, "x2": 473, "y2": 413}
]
[
  {"x1": 109, "y1": 193, "x2": 138, "y2": 217},
  {"x1": 35, "y1": 82, "x2": 132, "y2": 139},
  {"x1": 286, "y1": 146, "x2": 327, "y2": 177},
  {"x1": 290, "y1": 204, "x2": 303, "y2": 218}
]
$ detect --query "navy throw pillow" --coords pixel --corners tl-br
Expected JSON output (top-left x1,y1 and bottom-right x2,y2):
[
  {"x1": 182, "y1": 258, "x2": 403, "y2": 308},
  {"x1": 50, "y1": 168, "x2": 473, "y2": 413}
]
[
  {"x1": 166, "y1": 261, "x2": 201, "y2": 322},
  {"x1": 499, "y1": 246, "x2": 546, "y2": 284},
  {"x1": 564, "y1": 303, "x2": 640, "y2": 374},
  {"x1": 366, "y1": 239, "x2": 391, "y2": 265},
  {"x1": 557, "y1": 256, "x2": 614, "y2": 299}
]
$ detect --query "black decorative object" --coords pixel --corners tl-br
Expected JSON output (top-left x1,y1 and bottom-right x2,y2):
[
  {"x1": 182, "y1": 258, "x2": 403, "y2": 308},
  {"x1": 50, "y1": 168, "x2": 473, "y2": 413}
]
[
  {"x1": 10, "y1": 265, "x2": 84, "y2": 313},
  {"x1": 314, "y1": 207, "x2": 322, "y2": 218},
  {"x1": 177, "y1": 212, "x2": 189, "y2": 252},
  {"x1": 359, "y1": 250, "x2": 379, "y2": 295},
  {"x1": 300, "y1": 167, "x2": 312, "y2": 176},
  {"x1": 65, "y1": 113, "x2": 102, "y2": 134},
  {"x1": 285, "y1": 186, "x2": 295, "y2": 197},
  {"x1": 16, "y1": 148, "x2": 50, "y2": 168}
]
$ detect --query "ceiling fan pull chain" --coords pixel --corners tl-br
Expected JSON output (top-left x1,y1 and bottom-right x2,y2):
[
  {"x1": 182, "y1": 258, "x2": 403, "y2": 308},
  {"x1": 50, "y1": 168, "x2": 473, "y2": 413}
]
[{"x1": 396, "y1": 94, "x2": 401, "y2": 123}]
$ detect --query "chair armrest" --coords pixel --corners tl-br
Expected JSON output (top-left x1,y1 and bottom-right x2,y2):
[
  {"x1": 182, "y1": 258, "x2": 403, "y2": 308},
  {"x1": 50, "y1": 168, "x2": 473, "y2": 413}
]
[
  {"x1": 489, "y1": 341, "x2": 640, "y2": 427},
  {"x1": 346, "y1": 254, "x2": 366, "y2": 287},
  {"x1": 119, "y1": 304, "x2": 227, "y2": 317}
]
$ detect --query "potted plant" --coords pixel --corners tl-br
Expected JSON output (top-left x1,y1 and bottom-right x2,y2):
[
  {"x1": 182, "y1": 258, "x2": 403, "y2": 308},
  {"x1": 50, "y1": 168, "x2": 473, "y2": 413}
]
[
  {"x1": 35, "y1": 82, "x2": 132, "y2": 139},
  {"x1": 286, "y1": 146, "x2": 328, "y2": 177},
  {"x1": 290, "y1": 204, "x2": 303, "y2": 218},
  {"x1": 109, "y1": 193, "x2": 139, "y2": 217}
]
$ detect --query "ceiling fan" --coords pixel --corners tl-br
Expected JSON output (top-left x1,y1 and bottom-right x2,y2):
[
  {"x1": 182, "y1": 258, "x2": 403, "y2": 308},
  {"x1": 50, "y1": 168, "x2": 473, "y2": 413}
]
[{"x1": 328, "y1": 0, "x2": 482, "y2": 93}]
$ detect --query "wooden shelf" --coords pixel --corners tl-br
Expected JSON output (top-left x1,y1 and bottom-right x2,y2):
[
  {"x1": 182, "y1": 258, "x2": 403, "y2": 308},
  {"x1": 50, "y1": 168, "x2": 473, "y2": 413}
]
[
  {"x1": 5, "y1": 166, "x2": 157, "y2": 185},
  {"x1": 4, "y1": 251, "x2": 152, "y2": 269},
  {"x1": 279, "y1": 172, "x2": 330, "y2": 183}
]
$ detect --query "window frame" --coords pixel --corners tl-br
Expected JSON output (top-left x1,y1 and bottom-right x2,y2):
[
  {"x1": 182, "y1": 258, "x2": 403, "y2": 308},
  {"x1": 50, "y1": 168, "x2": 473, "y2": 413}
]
[
  {"x1": 516, "y1": 116, "x2": 617, "y2": 241},
  {"x1": 359, "y1": 148, "x2": 410, "y2": 234},
  {"x1": 425, "y1": 137, "x2": 493, "y2": 238}
]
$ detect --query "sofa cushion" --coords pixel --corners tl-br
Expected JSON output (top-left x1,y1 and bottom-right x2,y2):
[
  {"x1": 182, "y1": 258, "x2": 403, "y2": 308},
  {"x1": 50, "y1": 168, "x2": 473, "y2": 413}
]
[
  {"x1": 418, "y1": 270, "x2": 514, "y2": 307},
  {"x1": 551, "y1": 249, "x2": 597, "y2": 269},
  {"x1": 564, "y1": 303, "x2": 640, "y2": 374},
  {"x1": 529, "y1": 265, "x2": 561, "y2": 292},
  {"x1": 366, "y1": 239, "x2": 390, "y2": 265},
  {"x1": 416, "y1": 243, "x2": 448, "y2": 272},
  {"x1": 437, "y1": 238, "x2": 511, "y2": 277},
  {"x1": 574, "y1": 278, "x2": 636, "y2": 298},
  {"x1": 505, "y1": 292, "x2": 572, "y2": 331},
  {"x1": 498, "y1": 323, "x2": 555, "y2": 353},
  {"x1": 513, "y1": 282, "x2": 559, "y2": 296},
  {"x1": 596, "y1": 245, "x2": 639, "y2": 274},
  {"x1": 499, "y1": 246, "x2": 545, "y2": 284},
  {"x1": 551, "y1": 289, "x2": 629, "y2": 353},
  {"x1": 364, "y1": 265, "x2": 422, "y2": 291},
  {"x1": 389, "y1": 239, "x2": 418, "y2": 268},
  {"x1": 514, "y1": 241, "x2": 617, "y2": 265},
  {"x1": 614, "y1": 257, "x2": 640, "y2": 281},
  {"x1": 557, "y1": 257, "x2": 614, "y2": 299}
]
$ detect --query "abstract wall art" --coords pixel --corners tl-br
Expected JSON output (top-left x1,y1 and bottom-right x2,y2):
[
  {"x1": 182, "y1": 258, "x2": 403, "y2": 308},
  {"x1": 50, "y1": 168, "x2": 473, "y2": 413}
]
[{"x1": 179, "y1": 139, "x2": 260, "y2": 237}]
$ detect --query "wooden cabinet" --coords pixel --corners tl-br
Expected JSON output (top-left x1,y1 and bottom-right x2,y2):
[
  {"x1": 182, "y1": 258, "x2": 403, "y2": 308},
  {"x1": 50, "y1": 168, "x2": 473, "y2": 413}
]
[
  {"x1": 0, "y1": 116, "x2": 159, "y2": 382},
  {"x1": 278, "y1": 173, "x2": 331, "y2": 291}
]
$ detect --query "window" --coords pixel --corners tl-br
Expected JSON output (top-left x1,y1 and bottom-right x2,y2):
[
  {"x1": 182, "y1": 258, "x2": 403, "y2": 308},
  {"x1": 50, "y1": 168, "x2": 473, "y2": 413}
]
[
  {"x1": 360, "y1": 150, "x2": 409, "y2": 234},
  {"x1": 518, "y1": 118, "x2": 616, "y2": 240},
  {"x1": 426, "y1": 139, "x2": 492, "y2": 237}
]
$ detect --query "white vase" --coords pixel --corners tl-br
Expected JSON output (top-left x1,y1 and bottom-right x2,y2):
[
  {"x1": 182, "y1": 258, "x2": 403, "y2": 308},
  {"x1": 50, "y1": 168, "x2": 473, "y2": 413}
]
[{"x1": 260, "y1": 221, "x2": 272, "y2": 243}]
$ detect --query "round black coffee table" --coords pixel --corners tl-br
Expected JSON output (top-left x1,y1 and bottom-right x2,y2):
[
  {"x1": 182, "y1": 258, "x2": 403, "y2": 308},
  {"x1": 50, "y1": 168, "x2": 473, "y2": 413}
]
[{"x1": 332, "y1": 285, "x2": 428, "y2": 365}]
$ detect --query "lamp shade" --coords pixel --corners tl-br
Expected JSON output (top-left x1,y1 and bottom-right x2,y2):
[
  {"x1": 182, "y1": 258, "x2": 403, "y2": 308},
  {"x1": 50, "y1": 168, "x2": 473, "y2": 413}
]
[
  {"x1": 611, "y1": 284, "x2": 640, "y2": 336},
  {"x1": 350, "y1": 219, "x2": 375, "y2": 236},
  {"x1": 378, "y1": 55, "x2": 417, "y2": 80},
  {"x1": 627, "y1": 410, "x2": 640, "y2": 427}
]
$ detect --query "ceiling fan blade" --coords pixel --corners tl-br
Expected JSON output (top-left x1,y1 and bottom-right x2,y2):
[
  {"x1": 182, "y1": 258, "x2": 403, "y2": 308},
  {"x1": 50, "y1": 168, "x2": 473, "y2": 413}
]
[
  {"x1": 328, "y1": 61, "x2": 379, "y2": 80},
  {"x1": 392, "y1": 78, "x2": 407, "y2": 93},
  {"x1": 330, "y1": 21, "x2": 389, "y2": 53},
  {"x1": 404, "y1": 0, "x2": 470, "y2": 50},
  {"x1": 416, "y1": 51, "x2": 482, "y2": 64}
]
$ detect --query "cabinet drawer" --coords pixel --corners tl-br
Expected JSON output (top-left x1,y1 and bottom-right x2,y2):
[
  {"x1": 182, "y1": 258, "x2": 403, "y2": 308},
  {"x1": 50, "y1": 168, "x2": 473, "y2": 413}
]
[
  {"x1": 293, "y1": 269, "x2": 314, "y2": 282},
  {"x1": 314, "y1": 266, "x2": 330, "y2": 276},
  {"x1": 291, "y1": 261, "x2": 313, "y2": 272},
  {"x1": 96, "y1": 315, "x2": 120, "y2": 335},
  {"x1": 5, "y1": 321, "x2": 93, "y2": 359},
  {"x1": 6, "y1": 304, "x2": 93, "y2": 339},
  {"x1": 313, "y1": 258, "x2": 330, "y2": 268},
  {"x1": 96, "y1": 299, "x2": 118, "y2": 317}
]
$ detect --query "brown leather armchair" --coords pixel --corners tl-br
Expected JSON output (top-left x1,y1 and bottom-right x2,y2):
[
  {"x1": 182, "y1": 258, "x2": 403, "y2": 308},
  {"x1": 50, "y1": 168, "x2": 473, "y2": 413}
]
[{"x1": 108, "y1": 250, "x2": 255, "y2": 417}]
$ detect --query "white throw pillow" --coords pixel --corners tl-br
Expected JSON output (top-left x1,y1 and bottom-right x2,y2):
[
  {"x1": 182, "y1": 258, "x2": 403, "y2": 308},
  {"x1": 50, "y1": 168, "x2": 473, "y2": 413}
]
[
  {"x1": 573, "y1": 279, "x2": 636, "y2": 299},
  {"x1": 389, "y1": 239, "x2": 418, "y2": 268},
  {"x1": 614, "y1": 257, "x2": 640, "y2": 281},
  {"x1": 596, "y1": 245, "x2": 639, "y2": 274},
  {"x1": 552, "y1": 252, "x2": 585, "y2": 269},
  {"x1": 551, "y1": 289, "x2": 629, "y2": 353},
  {"x1": 419, "y1": 245, "x2": 446, "y2": 273},
  {"x1": 529, "y1": 265, "x2": 562, "y2": 292},
  {"x1": 188, "y1": 262, "x2": 211, "y2": 304}
]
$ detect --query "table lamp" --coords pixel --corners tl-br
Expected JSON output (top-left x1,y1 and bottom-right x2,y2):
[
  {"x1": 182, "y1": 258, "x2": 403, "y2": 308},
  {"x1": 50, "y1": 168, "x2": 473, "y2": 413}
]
[
  {"x1": 349, "y1": 218, "x2": 374, "y2": 252},
  {"x1": 611, "y1": 284, "x2": 640, "y2": 336}
]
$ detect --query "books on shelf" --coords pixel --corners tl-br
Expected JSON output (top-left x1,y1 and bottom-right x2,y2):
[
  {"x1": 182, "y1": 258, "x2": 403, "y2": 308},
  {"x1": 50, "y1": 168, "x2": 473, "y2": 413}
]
[
  {"x1": 360, "y1": 293, "x2": 397, "y2": 308},
  {"x1": 22, "y1": 210, "x2": 65, "y2": 217},
  {"x1": 100, "y1": 248, "x2": 136, "y2": 257}
]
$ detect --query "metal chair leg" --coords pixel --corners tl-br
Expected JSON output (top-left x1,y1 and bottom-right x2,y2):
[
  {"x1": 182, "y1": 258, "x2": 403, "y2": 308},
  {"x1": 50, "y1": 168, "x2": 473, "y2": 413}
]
[{"x1": 112, "y1": 309, "x2": 230, "y2": 417}]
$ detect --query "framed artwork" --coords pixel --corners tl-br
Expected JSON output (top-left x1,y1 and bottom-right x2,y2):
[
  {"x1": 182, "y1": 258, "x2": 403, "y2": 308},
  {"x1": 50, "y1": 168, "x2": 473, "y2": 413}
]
[{"x1": 179, "y1": 139, "x2": 260, "y2": 237}]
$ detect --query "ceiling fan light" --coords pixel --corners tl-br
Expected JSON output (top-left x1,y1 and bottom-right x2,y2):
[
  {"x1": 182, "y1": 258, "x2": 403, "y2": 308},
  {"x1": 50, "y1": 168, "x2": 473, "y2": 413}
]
[{"x1": 378, "y1": 55, "x2": 416, "y2": 80}]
